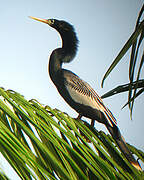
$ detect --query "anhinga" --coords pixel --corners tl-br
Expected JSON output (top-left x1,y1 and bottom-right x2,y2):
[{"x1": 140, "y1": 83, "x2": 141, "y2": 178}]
[{"x1": 30, "y1": 16, "x2": 141, "y2": 171}]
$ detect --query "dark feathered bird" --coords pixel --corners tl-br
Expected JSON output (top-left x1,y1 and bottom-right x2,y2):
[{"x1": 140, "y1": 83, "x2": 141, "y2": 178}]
[{"x1": 30, "y1": 16, "x2": 141, "y2": 171}]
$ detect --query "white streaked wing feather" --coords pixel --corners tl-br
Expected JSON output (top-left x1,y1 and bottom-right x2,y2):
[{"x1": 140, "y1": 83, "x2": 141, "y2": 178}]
[
  {"x1": 66, "y1": 85, "x2": 105, "y2": 111},
  {"x1": 65, "y1": 74, "x2": 117, "y2": 127}
]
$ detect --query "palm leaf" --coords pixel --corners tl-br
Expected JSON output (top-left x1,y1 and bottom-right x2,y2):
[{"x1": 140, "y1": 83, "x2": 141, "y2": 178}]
[
  {"x1": 101, "y1": 5, "x2": 144, "y2": 117},
  {"x1": 0, "y1": 87, "x2": 144, "y2": 179},
  {"x1": 101, "y1": 79, "x2": 144, "y2": 98},
  {"x1": 101, "y1": 19, "x2": 144, "y2": 88}
]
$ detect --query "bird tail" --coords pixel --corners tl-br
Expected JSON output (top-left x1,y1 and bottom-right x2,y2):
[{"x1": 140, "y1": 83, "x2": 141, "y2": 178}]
[{"x1": 106, "y1": 124, "x2": 142, "y2": 171}]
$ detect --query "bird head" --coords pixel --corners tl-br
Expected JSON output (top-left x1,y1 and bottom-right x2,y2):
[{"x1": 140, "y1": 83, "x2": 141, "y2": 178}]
[
  {"x1": 29, "y1": 16, "x2": 74, "y2": 34},
  {"x1": 29, "y1": 16, "x2": 78, "y2": 60}
]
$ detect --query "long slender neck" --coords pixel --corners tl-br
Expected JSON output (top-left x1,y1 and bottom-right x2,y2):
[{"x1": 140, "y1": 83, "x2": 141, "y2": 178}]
[
  {"x1": 49, "y1": 28, "x2": 78, "y2": 85},
  {"x1": 61, "y1": 30, "x2": 78, "y2": 60}
]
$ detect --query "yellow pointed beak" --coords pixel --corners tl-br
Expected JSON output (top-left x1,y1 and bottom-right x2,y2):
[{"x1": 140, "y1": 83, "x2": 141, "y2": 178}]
[{"x1": 29, "y1": 16, "x2": 51, "y2": 25}]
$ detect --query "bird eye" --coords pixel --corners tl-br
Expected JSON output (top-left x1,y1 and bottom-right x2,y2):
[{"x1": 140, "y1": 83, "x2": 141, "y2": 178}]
[{"x1": 50, "y1": 19, "x2": 55, "y2": 24}]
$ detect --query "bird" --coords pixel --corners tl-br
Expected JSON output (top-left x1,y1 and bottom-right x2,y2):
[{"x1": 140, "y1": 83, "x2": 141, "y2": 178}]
[{"x1": 29, "y1": 16, "x2": 142, "y2": 171}]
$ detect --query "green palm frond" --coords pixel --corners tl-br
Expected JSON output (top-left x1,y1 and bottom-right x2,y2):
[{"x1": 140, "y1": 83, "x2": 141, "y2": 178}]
[
  {"x1": 0, "y1": 168, "x2": 9, "y2": 180},
  {"x1": 101, "y1": 5, "x2": 144, "y2": 117},
  {"x1": 0, "y1": 87, "x2": 143, "y2": 179},
  {"x1": 101, "y1": 79, "x2": 144, "y2": 98}
]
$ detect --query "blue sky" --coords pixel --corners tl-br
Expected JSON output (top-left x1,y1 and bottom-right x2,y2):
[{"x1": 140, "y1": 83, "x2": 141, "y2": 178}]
[{"x1": 0, "y1": 1, "x2": 143, "y2": 179}]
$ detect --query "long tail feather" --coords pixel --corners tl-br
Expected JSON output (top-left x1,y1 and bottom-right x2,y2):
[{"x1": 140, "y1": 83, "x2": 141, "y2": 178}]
[{"x1": 106, "y1": 125, "x2": 142, "y2": 171}]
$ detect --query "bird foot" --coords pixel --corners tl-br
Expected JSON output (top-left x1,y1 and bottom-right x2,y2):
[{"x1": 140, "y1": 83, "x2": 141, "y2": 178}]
[
  {"x1": 74, "y1": 114, "x2": 82, "y2": 121},
  {"x1": 91, "y1": 119, "x2": 95, "y2": 127}
]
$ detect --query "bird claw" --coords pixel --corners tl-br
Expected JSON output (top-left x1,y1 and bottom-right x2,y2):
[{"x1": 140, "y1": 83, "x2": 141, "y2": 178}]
[{"x1": 91, "y1": 119, "x2": 95, "y2": 127}]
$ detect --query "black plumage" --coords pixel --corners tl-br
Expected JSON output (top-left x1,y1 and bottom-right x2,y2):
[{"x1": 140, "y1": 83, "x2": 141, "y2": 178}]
[{"x1": 30, "y1": 16, "x2": 142, "y2": 171}]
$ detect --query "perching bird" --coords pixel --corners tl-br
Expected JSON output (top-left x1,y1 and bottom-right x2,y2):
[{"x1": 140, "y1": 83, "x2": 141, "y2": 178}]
[{"x1": 30, "y1": 16, "x2": 141, "y2": 171}]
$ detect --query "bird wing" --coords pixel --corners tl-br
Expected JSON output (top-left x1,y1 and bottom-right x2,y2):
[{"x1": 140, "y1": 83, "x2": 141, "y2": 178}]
[{"x1": 65, "y1": 73, "x2": 117, "y2": 127}]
